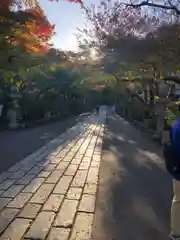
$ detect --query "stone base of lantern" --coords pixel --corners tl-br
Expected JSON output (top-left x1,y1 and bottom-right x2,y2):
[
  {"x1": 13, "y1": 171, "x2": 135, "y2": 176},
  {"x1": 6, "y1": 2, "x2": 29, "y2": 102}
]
[{"x1": 7, "y1": 108, "x2": 19, "y2": 130}]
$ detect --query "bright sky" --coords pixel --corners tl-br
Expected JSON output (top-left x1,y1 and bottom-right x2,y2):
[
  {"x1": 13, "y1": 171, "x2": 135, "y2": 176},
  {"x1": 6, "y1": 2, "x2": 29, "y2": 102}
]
[{"x1": 40, "y1": 0, "x2": 99, "y2": 51}]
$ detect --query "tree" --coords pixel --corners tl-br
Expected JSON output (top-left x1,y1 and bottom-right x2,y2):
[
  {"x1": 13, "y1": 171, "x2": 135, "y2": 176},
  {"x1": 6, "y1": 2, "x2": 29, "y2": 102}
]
[
  {"x1": 0, "y1": 0, "x2": 92, "y2": 127},
  {"x1": 0, "y1": 0, "x2": 83, "y2": 54},
  {"x1": 81, "y1": 0, "x2": 180, "y2": 77},
  {"x1": 80, "y1": 1, "x2": 160, "y2": 75},
  {"x1": 0, "y1": 0, "x2": 83, "y2": 87},
  {"x1": 77, "y1": 1, "x2": 179, "y2": 121},
  {"x1": 123, "y1": 0, "x2": 180, "y2": 16}
]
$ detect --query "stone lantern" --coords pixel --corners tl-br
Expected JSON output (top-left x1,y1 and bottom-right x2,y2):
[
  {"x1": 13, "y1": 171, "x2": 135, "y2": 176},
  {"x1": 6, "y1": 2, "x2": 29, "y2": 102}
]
[{"x1": 7, "y1": 86, "x2": 21, "y2": 129}]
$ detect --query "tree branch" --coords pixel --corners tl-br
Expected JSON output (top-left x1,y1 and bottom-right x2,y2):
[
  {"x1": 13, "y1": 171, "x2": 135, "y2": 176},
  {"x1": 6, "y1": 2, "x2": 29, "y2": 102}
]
[{"x1": 123, "y1": 1, "x2": 180, "y2": 15}]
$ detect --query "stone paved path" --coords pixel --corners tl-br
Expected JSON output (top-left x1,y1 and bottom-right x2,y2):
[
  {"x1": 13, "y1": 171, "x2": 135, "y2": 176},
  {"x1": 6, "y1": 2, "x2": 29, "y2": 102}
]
[{"x1": 0, "y1": 109, "x2": 106, "y2": 240}]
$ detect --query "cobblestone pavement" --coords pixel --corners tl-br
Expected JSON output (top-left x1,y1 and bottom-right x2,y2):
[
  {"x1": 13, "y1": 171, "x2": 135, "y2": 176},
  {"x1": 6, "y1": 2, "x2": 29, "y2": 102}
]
[{"x1": 0, "y1": 109, "x2": 106, "y2": 240}]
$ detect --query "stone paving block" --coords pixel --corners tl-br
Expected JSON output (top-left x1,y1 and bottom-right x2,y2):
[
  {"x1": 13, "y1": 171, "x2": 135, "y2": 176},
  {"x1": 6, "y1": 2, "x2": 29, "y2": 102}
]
[
  {"x1": 57, "y1": 151, "x2": 67, "y2": 158},
  {"x1": 50, "y1": 151, "x2": 59, "y2": 157},
  {"x1": 0, "y1": 173, "x2": 11, "y2": 184},
  {"x1": 0, "y1": 208, "x2": 19, "y2": 234},
  {"x1": 67, "y1": 152, "x2": 76, "y2": 157},
  {"x1": 25, "y1": 211, "x2": 55, "y2": 240},
  {"x1": 54, "y1": 199, "x2": 78, "y2": 228},
  {"x1": 16, "y1": 173, "x2": 36, "y2": 185},
  {"x1": 19, "y1": 203, "x2": 41, "y2": 219},
  {"x1": 53, "y1": 176, "x2": 73, "y2": 194},
  {"x1": 7, "y1": 192, "x2": 32, "y2": 209},
  {"x1": 96, "y1": 138, "x2": 102, "y2": 144},
  {"x1": 47, "y1": 227, "x2": 70, "y2": 240},
  {"x1": 71, "y1": 146, "x2": 80, "y2": 152},
  {"x1": 24, "y1": 151, "x2": 39, "y2": 162},
  {"x1": 28, "y1": 165, "x2": 44, "y2": 175},
  {"x1": 45, "y1": 163, "x2": 58, "y2": 171},
  {"x1": 82, "y1": 157, "x2": 91, "y2": 162},
  {"x1": 38, "y1": 170, "x2": 51, "y2": 178},
  {"x1": 2, "y1": 185, "x2": 24, "y2": 198},
  {"x1": 75, "y1": 152, "x2": 84, "y2": 157},
  {"x1": 50, "y1": 149, "x2": 61, "y2": 156},
  {"x1": 93, "y1": 150, "x2": 101, "y2": 156},
  {"x1": 29, "y1": 183, "x2": 54, "y2": 204},
  {"x1": 63, "y1": 155, "x2": 73, "y2": 162},
  {"x1": 91, "y1": 137, "x2": 97, "y2": 143},
  {"x1": 22, "y1": 177, "x2": 45, "y2": 193},
  {"x1": 91, "y1": 161, "x2": 100, "y2": 168},
  {"x1": 69, "y1": 212, "x2": 93, "y2": 240},
  {"x1": 78, "y1": 150, "x2": 87, "y2": 155},
  {"x1": 56, "y1": 161, "x2": 69, "y2": 170},
  {"x1": 88, "y1": 144, "x2": 95, "y2": 149},
  {"x1": 0, "y1": 190, "x2": 3, "y2": 196},
  {"x1": 8, "y1": 170, "x2": 25, "y2": 179},
  {"x1": 85, "y1": 151, "x2": 94, "y2": 158},
  {"x1": 0, "y1": 179, "x2": 16, "y2": 190},
  {"x1": 79, "y1": 194, "x2": 96, "y2": 213},
  {"x1": 45, "y1": 155, "x2": 55, "y2": 161},
  {"x1": 68, "y1": 142, "x2": 76, "y2": 148},
  {"x1": 0, "y1": 218, "x2": 31, "y2": 240},
  {"x1": 37, "y1": 159, "x2": 50, "y2": 167},
  {"x1": 46, "y1": 170, "x2": 63, "y2": 184},
  {"x1": 0, "y1": 197, "x2": 12, "y2": 211},
  {"x1": 79, "y1": 161, "x2": 91, "y2": 170},
  {"x1": 71, "y1": 170, "x2": 87, "y2": 188},
  {"x1": 50, "y1": 157, "x2": 62, "y2": 164},
  {"x1": 64, "y1": 164, "x2": 78, "y2": 176},
  {"x1": 84, "y1": 183, "x2": 97, "y2": 195},
  {"x1": 81, "y1": 141, "x2": 89, "y2": 147},
  {"x1": 63, "y1": 141, "x2": 73, "y2": 148},
  {"x1": 86, "y1": 167, "x2": 99, "y2": 185},
  {"x1": 62, "y1": 141, "x2": 70, "y2": 147},
  {"x1": 20, "y1": 159, "x2": 31, "y2": 166},
  {"x1": 43, "y1": 194, "x2": 64, "y2": 212},
  {"x1": 20, "y1": 162, "x2": 35, "y2": 172},
  {"x1": 76, "y1": 141, "x2": 83, "y2": 147},
  {"x1": 34, "y1": 152, "x2": 49, "y2": 163},
  {"x1": 94, "y1": 147, "x2": 102, "y2": 153},
  {"x1": 78, "y1": 145, "x2": 87, "y2": 152},
  {"x1": 67, "y1": 187, "x2": 82, "y2": 200},
  {"x1": 7, "y1": 164, "x2": 21, "y2": 173},
  {"x1": 71, "y1": 157, "x2": 82, "y2": 165}
]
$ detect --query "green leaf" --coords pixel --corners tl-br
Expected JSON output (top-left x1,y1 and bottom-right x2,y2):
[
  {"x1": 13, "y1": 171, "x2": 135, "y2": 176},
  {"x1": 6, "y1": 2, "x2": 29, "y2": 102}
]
[{"x1": 50, "y1": 65, "x2": 56, "y2": 72}]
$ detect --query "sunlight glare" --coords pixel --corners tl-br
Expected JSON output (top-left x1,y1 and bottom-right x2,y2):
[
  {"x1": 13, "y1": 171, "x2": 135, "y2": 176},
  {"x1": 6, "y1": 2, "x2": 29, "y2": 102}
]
[{"x1": 90, "y1": 48, "x2": 97, "y2": 59}]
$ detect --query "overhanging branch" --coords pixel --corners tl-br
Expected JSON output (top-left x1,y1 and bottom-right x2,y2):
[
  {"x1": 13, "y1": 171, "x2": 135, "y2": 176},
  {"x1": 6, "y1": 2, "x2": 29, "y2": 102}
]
[{"x1": 123, "y1": 1, "x2": 180, "y2": 15}]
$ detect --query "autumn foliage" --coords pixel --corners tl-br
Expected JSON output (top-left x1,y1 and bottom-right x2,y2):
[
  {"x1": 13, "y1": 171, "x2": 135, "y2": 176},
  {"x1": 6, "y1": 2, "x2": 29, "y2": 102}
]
[{"x1": 0, "y1": 0, "x2": 82, "y2": 53}]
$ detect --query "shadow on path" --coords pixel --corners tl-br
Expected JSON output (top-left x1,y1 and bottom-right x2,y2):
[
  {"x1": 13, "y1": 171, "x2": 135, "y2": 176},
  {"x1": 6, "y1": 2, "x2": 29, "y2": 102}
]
[{"x1": 93, "y1": 114, "x2": 172, "y2": 240}]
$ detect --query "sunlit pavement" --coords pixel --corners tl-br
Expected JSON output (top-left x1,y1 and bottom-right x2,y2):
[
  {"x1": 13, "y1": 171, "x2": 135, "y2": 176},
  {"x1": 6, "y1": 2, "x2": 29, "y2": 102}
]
[{"x1": 0, "y1": 109, "x2": 106, "y2": 240}]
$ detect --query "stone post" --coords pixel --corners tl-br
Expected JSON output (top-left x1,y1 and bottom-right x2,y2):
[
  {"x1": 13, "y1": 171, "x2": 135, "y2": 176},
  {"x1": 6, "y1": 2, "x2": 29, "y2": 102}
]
[
  {"x1": 153, "y1": 82, "x2": 170, "y2": 143},
  {"x1": 44, "y1": 112, "x2": 51, "y2": 120},
  {"x1": 7, "y1": 86, "x2": 21, "y2": 129}
]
